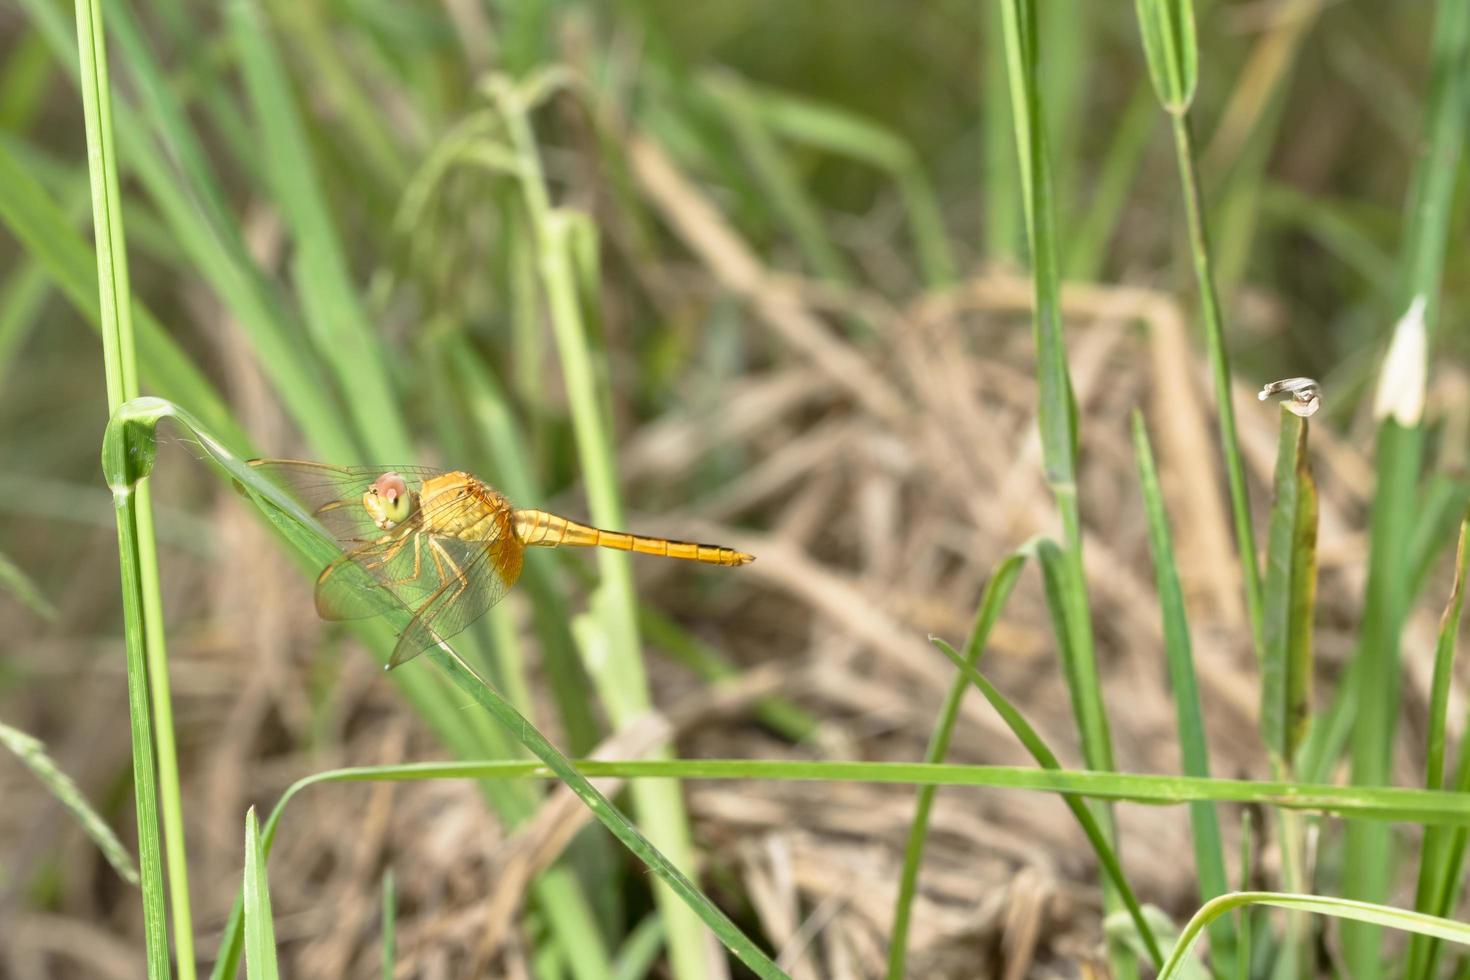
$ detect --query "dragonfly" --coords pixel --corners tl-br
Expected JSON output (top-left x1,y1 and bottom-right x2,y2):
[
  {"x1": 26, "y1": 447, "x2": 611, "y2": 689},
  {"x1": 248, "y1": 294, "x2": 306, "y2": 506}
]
[{"x1": 249, "y1": 460, "x2": 754, "y2": 668}]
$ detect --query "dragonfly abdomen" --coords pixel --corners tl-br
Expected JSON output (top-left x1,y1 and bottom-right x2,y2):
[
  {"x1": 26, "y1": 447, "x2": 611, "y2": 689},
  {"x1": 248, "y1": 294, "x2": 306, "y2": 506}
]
[{"x1": 513, "y1": 509, "x2": 754, "y2": 566}]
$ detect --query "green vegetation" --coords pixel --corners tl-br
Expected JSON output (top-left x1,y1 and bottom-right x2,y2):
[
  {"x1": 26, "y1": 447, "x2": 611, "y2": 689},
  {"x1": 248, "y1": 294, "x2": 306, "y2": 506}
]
[{"x1": 2, "y1": 0, "x2": 1468, "y2": 977}]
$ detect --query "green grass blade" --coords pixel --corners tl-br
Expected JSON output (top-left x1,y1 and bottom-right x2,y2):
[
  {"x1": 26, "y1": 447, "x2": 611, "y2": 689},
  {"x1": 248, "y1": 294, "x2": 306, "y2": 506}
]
[
  {"x1": 734, "y1": 80, "x2": 956, "y2": 285},
  {"x1": 1423, "y1": 728, "x2": 1470, "y2": 979},
  {"x1": 1065, "y1": 83, "x2": 1156, "y2": 281},
  {"x1": 1158, "y1": 893, "x2": 1470, "y2": 980},
  {"x1": 1258, "y1": 406, "x2": 1317, "y2": 977},
  {"x1": 1236, "y1": 812, "x2": 1253, "y2": 980},
  {"x1": 1406, "y1": 511, "x2": 1470, "y2": 980},
  {"x1": 929, "y1": 637, "x2": 1164, "y2": 969},
  {"x1": 230, "y1": 0, "x2": 413, "y2": 461},
  {"x1": 0, "y1": 255, "x2": 54, "y2": 396},
  {"x1": 0, "y1": 138, "x2": 247, "y2": 451},
  {"x1": 75, "y1": 0, "x2": 173, "y2": 973},
  {"x1": 1260, "y1": 408, "x2": 1317, "y2": 770},
  {"x1": 1132, "y1": 413, "x2": 1233, "y2": 970},
  {"x1": 14, "y1": 0, "x2": 326, "y2": 458},
  {"x1": 701, "y1": 73, "x2": 857, "y2": 291},
  {"x1": 998, "y1": 27, "x2": 1120, "y2": 965},
  {"x1": 982, "y1": 0, "x2": 1020, "y2": 262},
  {"x1": 201, "y1": 757, "x2": 1470, "y2": 832},
  {"x1": 1132, "y1": 0, "x2": 1264, "y2": 656},
  {"x1": 613, "y1": 915, "x2": 666, "y2": 980},
  {"x1": 1345, "y1": 4, "x2": 1470, "y2": 967},
  {"x1": 639, "y1": 607, "x2": 818, "y2": 743},
  {"x1": 1134, "y1": 0, "x2": 1198, "y2": 114},
  {"x1": 0, "y1": 547, "x2": 57, "y2": 622},
  {"x1": 242, "y1": 808, "x2": 280, "y2": 980},
  {"x1": 887, "y1": 549, "x2": 1028, "y2": 979},
  {"x1": 0, "y1": 719, "x2": 139, "y2": 884},
  {"x1": 494, "y1": 76, "x2": 713, "y2": 980},
  {"x1": 381, "y1": 870, "x2": 396, "y2": 980}
]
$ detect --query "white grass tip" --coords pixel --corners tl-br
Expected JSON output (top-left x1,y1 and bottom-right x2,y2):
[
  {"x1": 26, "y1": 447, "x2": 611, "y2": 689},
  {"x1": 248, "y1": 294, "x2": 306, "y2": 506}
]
[{"x1": 1372, "y1": 295, "x2": 1428, "y2": 427}]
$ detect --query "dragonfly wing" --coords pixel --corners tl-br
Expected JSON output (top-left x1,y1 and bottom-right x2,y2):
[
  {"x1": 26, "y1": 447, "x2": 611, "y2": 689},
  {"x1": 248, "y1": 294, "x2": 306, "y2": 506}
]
[
  {"x1": 388, "y1": 533, "x2": 520, "y2": 668},
  {"x1": 314, "y1": 549, "x2": 407, "y2": 621}
]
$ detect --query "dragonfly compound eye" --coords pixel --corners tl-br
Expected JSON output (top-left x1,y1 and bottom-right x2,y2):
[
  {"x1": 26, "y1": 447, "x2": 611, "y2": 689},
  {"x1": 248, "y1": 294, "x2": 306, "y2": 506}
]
[{"x1": 363, "y1": 471, "x2": 412, "y2": 528}]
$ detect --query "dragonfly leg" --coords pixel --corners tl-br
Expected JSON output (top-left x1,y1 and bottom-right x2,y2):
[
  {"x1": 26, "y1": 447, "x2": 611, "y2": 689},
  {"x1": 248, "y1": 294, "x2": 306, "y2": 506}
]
[
  {"x1": 363, "y1": 531, "x2": 410, "y2": 573},
  {"x1": 427, "y1": 538, "x2": 470, "y2": 616}
]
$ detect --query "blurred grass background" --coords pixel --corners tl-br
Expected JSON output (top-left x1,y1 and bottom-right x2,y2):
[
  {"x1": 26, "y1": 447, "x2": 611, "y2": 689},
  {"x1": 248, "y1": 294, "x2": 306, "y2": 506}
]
[{"x1": 1, "y1": 0, "x2": 1469, "y2": 977}]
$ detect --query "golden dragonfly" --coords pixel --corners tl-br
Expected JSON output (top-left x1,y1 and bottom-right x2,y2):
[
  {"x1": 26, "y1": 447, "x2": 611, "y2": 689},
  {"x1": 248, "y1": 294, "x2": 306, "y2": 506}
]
[{"x1": 250, "y1": 460, "x2": 753, "y2": 667}]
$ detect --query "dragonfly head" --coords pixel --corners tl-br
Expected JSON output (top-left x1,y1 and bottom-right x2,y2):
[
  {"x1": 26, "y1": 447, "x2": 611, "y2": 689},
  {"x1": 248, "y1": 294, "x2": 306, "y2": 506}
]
[{"x1": 364, "y1": 471, "x2": 413, "y2": 530}]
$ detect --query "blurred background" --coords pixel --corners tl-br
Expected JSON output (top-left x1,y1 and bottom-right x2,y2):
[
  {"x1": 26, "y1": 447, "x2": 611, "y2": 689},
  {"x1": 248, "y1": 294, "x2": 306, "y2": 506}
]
[{"x1": 0, "y1": 0, "x2": 1467, "y2": 977}]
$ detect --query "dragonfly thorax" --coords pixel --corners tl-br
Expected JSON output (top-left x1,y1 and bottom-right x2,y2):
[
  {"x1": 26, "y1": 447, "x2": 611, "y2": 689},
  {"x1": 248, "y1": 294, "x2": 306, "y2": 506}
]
[{"x1": 363, "y1": 471, "x2": 414, "y2": 530}]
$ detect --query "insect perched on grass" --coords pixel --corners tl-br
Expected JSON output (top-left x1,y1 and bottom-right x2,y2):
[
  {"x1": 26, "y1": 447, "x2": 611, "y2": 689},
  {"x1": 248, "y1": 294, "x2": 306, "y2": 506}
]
[{"x1": 250, "y1": 460, "x2": 754, "y2": 667}]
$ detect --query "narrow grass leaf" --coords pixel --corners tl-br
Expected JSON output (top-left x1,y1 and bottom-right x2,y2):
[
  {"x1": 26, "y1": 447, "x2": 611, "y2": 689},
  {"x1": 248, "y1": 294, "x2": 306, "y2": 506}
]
[
  {"x1": 1132, "y1": 413, "x2": 1233, "y2": 969},
  {"x1": 1260, "y1": 407, "x2": 1317, "y2": 769},
  {"x1": 0, "y1": 548, "x2": 57, "y2": 622},
  {"x1": 381, "y1": 869, "x2": 395, "y2": 980},
  {"x1": 887, "y1": 549, "x2": 1028, "y2": 979},
  {"x1": 74, "y1": 0, "x2": 173, "y2": 972},
  {"x1": 0, "y1": 719, "x2": 138, "y2": 883},
  {"x1": 1131, "y1": 0, "x2": 1264, "y2": 655},
  {"x1": 1158, "y1": 893, "x2": 1470, "y2": 980},
  {"x1": 230, "y1": 0, "x2": 413, "y2": 461},
  {"x1": 494, "y1": 77, "x2": 713, "y2": 980},
  {"x1": 242, "y1": 808, "x2": 280, "y2": 980},
  {"x1": 929, "y1": 637, "x2": 1164, "y2": 969},
  {"x1": 226, "y1": 758, "x2": 1470, "y2": 837},
  {"x1": 1407, "y1": 510, "x2": 1470, "y2": 980},
  {"x1": 1258, "y1": 406, "x2": 1317, "y2": 976},
  {"x1": 734, "y1": 79, "x2": 956, "y2": 284},
  {"x1": 1133, "y1": 0, "x2": 1198, "y2": 114},
  {"x1": 1346, "y1": 1, "x2": 1470, "y2": 965}
]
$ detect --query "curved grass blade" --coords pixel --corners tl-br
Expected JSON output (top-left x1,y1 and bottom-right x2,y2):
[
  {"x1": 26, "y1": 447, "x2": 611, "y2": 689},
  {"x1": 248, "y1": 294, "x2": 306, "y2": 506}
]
[
  {"x1": 929, "y1": 637, "x2": 1164, "y2": 969},
  {"x1": 887, "y1": 548, "x2": 1028, "y2": 979},
  {"x1": 1158, "y1": 893, "x2": 1470, "y2": 980},
  {"x1": 0, "y1": 719, "x2": 138, "y2": 884},
  {"x1": 1407, "y1": 510, "x2": 1470, "y2": 980},
  {"x1": 0, "y1": 548, "x2": 57, "y2": 622}
]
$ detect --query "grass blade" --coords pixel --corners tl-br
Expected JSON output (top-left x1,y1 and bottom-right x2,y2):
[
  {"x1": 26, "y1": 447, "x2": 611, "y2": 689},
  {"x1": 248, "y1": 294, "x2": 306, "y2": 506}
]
[
  {"x1": 381, "y1": 870, "x2": 396, "y2": 980},
  {"x1": 929, "y1": 637, "x2": 1163, "y2": 969},
  {"x1": 215, "y1": 758, "x2": 1470, "y2": 834},
  {"x1": 1158, "y1": 893, "x2": 1470, "y2": 980},
  {"x1": 1258, "y1": 404, "x2": 1318, "y2": 976},
  {"x1": 0, "y1": 719, "x2": 139, "y2": 884},
  {"x1": 887, "y1": 549, "x2": 1028, "y2": 979},
  {"x1": 1132, "y1": 0, "x2": 1265, "y2": 656},
  {"x1": 0, "y1": 547, "x2": 57, "y2": 622},
  {"x1": 1345, "y1": 2, "x2": 1470, "y2": 967},
  {"x1": 1406, "y1": 511, "x2": 1470, "y2": 980},
  {"x1": 74, "y1": 0, "x2": 174, "y2": 972},
  {"x1": 242, "y1": 808, "x2": 280, "y2": 980},
  {"x1": 493, "y1": 76, "x2": 713, "y2": 980},
  {"x1": 1132, "y1": 413, "x2": 1233, "y2": 970},
  {"x1": 230, "y1": 0, "x2": 413, "y2": 460},
  {"x1": 1260, "y1": 407, "x2": 1317, "y2": 771}
]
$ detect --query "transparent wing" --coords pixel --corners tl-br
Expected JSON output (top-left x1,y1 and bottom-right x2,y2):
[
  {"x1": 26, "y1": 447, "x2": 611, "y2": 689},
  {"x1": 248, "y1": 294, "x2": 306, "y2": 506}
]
[
  {"x1": 389, "y1": 532, "x2": 522, "y2": 667},
  {"x1": 248, "y1": 459, "x2": 452, "y2": 545}
]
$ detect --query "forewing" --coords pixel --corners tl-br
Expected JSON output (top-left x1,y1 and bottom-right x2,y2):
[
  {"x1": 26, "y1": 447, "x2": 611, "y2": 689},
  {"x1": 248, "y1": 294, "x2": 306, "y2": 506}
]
[
  {"x1": 389, "y1": 533, "x2": 519, "y2": 667},
  {"x1": 314, "y1": 547, "x2": 410, "y2": 621}
]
